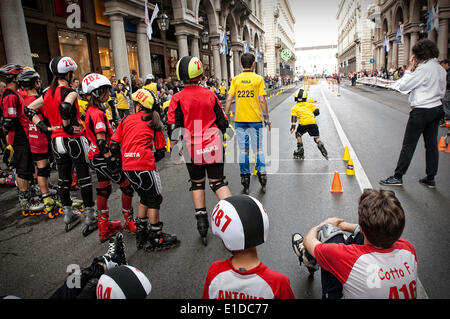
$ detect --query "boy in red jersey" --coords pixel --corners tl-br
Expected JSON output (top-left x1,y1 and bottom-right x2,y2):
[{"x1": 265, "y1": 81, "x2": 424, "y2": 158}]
[
  {"x1": 111, "y1": 88, "x2": 178, "y2": 251},
  {"x1": 167, "y1": 56, "x2": 231, "y2": 246},
  {"x1": 0, "y1": 64, "x2": 44, "y2": 213},
  {"x1": 83, "y1": 73, "x2": 136, "y2": 242},
  {"x1": 203, "y1": 195, "x2": 295, "y2": 299}
]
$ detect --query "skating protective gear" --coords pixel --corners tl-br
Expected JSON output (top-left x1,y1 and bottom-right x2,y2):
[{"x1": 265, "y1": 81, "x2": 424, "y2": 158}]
[
  {"x1": 97, "y1": 138, "x2": 110, "y2": 156},
  {"x1": 78, "y1": 176, "x2": 93, "y2": 190},
  {"x1": 119, "y1": 184, "x2": 134, "y2": 197},
  {"x1": 82, "y1": 73, "x2": 111, "y2": 98},
  {"x1": 153, "y1": 148, "x2": 165, "y2": 163},
  {"x1": 17, "y1": 69, "x2": 40, "y2": 89},
  {"x1": 294, "y1": 88, "x2": 307, "y2": 102},
  {"x1": 0, "y1": 64, "x2": 24, "y2": 82},
  {"x1": 58, "y1": 178, "x2": 71, "y2": 191},
  {"x1": 176, "y1": 56, "x2": 203, "y2": 81},
  {"x1": 49, "y1": 56, "x2": 77, "y2": 76},
  {"x1": 96, "y1": 265, "x2": 151, "y2": 299},
  {"x1": 211, "y1": 195, "x2": 269, "y2": 251},
  {"x1": 132, "y1": 89, "x2": 155, "y2": 110},
  {"x1": 313, "y1": 108, "x2": 320, "y2": 116},
  {"x1": 23, "y1": 106, "x2": 38, "y2": 122},
  {"x1": 97, "y1": 184, "x2": 112, "y2": 199},
  {"x1": 36, "y1": 121, "x2": 51, "y2": 134},
  {"x1": 37, "y1": 164, "x2": 51, "y2": 178},
  {"x1": 263, "y1": 114, "x2": 271, "y2": 128},
  {"x1": 209, "y1": 177, "x2": 228, "y2": 193},
  {"x1": 59, "y1": 101, "x2": 75, "y2": 121},
  {"x1": 110, "y1": 140, "x2": 121, "y2": 158},
  {"x1": 317, "y1": 224, "x2": 345, "y2": 243},
  {"x1": 189, "y1": 179, "x2": 206, "y2": 191}
]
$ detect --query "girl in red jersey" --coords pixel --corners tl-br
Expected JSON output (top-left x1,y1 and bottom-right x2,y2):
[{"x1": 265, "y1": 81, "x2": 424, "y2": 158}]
[
  {"x1": 17, "y1": 69, "x2": 60, "y2": 217},
  {"x1": 24, "y1": 56, "x2": 95, "y2": 233},
  {"x1": 82, "y1": 73, "x2": 136, "y2": 242},
  {"x1": 111, "y1": 88, "x2": 179, "y2": 251}
]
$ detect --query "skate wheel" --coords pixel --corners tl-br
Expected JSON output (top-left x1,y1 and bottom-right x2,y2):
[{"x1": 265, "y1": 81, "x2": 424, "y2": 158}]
[
  {"x1": 58, "y1": 208, "x2": 63, "y2": 215},
  {"x1": 21, "y1": 210, "x2": 29, "y2": 217},
  {"x1": 48, "y1": 212, "x2": 56, "y2": 219},
  {"x1": 29, "y1": 211, "x2": 35, "y2": 216},
  {"x1": 42, "y1": 209, "x2": 48, "y2": 215}
]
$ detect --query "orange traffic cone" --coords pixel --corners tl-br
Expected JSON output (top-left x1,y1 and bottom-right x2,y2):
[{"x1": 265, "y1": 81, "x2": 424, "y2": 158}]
[
  {"x1": 438, "y1": 136, "x2": 446, "y2": 151},
  {"x1": 446, "y1": 141, "x2": 450, "y2": 153},
  {"x1": 331, "y1": 171, "x2": 343, "y2": 193}
]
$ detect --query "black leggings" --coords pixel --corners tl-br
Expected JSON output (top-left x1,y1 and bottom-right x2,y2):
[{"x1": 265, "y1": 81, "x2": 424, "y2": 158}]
[{"x1": 51, "y1": 136, "x2": 93, "y2": 207}]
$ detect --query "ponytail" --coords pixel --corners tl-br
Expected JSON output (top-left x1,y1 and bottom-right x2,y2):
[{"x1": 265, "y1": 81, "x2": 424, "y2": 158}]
[{"x1": 141, "y1": 108, "x2": 162, "y2": 131}]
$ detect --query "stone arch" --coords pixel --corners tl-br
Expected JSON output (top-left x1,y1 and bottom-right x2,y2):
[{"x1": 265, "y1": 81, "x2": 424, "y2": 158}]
[
  {"x1": 242, "y1": 25, "x2": 250, "y2": 44},
  {"x1": 254, "y1": 32, "x2": 260, "y2": 51},
  {"x1": 393, "y1": 3, "x2": 405, "y2": 26},
  {"x1": 382, "y1": 16, "x2": 389, "y2": 35},
  {"x1": 225, "y1": 13, "x2": 239, "y2": 43},
  {"x1": 195, "y1": 0, "x2": 219, "y2": 34},
  {"x1": 409, "y1": 0, "x2": 422, "y2": 23}
]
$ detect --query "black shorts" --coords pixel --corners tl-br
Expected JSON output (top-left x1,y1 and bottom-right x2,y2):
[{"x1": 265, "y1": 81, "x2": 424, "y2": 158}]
[
  {"x1": 124, "y1": 170, "x2": 162, "y2": 209},
  {"x1": 13, "y1": 142, "x2": 34, "y2": 180},
  {"x1": 32, "y1": 152, "x2": 49, "y2": 162},
  {"x1": 296, "y1": 124, "x2": 320, "y2": 137},
  {"x1": 185, "y1": 163, "x2": 224, "y2": 181}
]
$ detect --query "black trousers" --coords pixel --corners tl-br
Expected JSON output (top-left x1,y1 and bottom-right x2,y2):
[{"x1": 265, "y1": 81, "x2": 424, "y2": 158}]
[{"x1": 394, "y1": 106, "x2": 444, "y2": 179}]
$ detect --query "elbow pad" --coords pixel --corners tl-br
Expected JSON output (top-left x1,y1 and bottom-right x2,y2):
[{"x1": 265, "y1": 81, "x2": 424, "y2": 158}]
[
  {"x1": 110, "y1": 140, "x2": 121, "y2": 158},
  {"x1": 97, "y1": 139, "x2": 110, "y2": 156},
  {"x1": 59, "y1": 102, "x2": 74, "y2": 121},
  {"x1": 313, "y1": 109, "x2": 320, "y2": 116},
  {"x1": 154, "y1": 148, "x2": 165, "y2": 163}
]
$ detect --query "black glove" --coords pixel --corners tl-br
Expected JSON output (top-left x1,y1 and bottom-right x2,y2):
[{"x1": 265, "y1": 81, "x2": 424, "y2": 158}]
[
  {"x1": 36, "y1": 121, "x2": 51, "y2": 135},
  {"x1": 23, "y1": 106, "x2": 37, "y2": 122},
  {"x1": 105, "y1": 156, "x2": 121, "y2": 175}
]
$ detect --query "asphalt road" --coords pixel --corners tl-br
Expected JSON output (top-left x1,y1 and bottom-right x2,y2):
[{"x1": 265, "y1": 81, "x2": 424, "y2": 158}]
[{"x1": 0, "y1": 82, "x2": 449, "y2": 299}]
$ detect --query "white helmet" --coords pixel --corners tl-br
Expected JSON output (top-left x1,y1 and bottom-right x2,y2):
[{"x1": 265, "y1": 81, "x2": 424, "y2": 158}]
[
  {"x1": 96, "y1": 265, "x2": 152, "y2": 299},
  {"x1": 49, "y1": 56, "x2": 77, "y2": 76},
  {"x1": 211, "y1": 195, "x2": 269, "y2": 251},
  {"x1": 82, "y1": 73, "x2": 111, "y2": 98},
  {"x1": 145, "y1": 74, "x2": 155, "y2": 81}
]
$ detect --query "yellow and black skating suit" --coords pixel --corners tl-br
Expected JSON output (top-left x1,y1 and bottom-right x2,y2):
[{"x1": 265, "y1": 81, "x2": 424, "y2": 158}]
[
  {"x1": 290, "y1": 102, "x2": 317, "y2": 126},
  {"x1": 228, "y1": 71, "x2": 267, "y2": 123},
  {"x1": 116, "y1": 90, "x2": 129, "y2": 111},
  {"x1": 143, "y1": 83, "x2": 158, "y2": 95}
]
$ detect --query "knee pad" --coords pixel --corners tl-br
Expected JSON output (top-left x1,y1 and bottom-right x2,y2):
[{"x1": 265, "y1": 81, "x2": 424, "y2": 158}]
[
  {"x1": 120, "y1": 183, "x2": 134, "y2": 197},
  {"x1": 317, "y1": 224, "x2": 345, "y2": 243},
  {"x1": 58, "y1": 178, "x2": 71, "y2": 191},
  {"x1": 189, "y1": 180, "x2": 206, "y2": 191},
  {"x1": 209, "y1": 177, "x2": 228, "y2": 193},
  {"x1": 96, "y1": 181, "x2": 112, "y2": 199},
  {"x1": 37, "y1": 164, "x2": 51, "y2": 178}
]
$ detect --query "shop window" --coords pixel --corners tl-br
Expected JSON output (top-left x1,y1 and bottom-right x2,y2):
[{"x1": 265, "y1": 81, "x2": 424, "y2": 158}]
[
  {"x1": 58, "y1": 30, "x2": 91, "y2": 80},
  {"x1": 97, "y1": 36, "x2": 114, "y2": 78},
  {"x1": 167, "y1": 49, "x2": 178, "y2": 77},
  {"x1": 127, "y1": 42, "x2": 139, "y2": 78},
  {"x1": 151, "y1": 54, "x2": 165, "y2": 79},
  {"x1": 22, "y1": 0, "x2": 41, "y2": 10}
]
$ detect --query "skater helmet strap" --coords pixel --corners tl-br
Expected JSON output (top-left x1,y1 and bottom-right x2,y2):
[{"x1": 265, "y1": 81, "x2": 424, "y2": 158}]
[
  {"x1": 96, "y1": 265, "x2": 151, "y2": 299},
  {"x1": 211, "y1": 195, "x2": 269, "y2": 251}
]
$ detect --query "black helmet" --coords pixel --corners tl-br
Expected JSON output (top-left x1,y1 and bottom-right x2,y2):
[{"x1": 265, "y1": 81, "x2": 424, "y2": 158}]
[
  {"x1": 17, "y1": 69, "x2": 40, "y2": 89},
  {"x1": 0, "y1": 64, "x2": 24, "y2": 82},
  {"x1": 294, "y1": 89, "x2": 307, "y2": 102},
  {"x1": 176, "y1": 56, "x2": 203, "y2": 82}
]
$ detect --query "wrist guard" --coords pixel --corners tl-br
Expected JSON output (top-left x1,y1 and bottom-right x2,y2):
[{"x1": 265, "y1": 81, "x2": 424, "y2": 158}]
[
  {"x1": 36, "y1": 121, "x2": 50, "y2": 134},
  {"x1": 97, "y1": 139, "x2": 110, "y2": 156},
  {"x1": 263, "y1": 114, "x2": 270, "y2": 127},
  {"x1": 23, "y1": 106, "x2": 37, "y2": 122}
]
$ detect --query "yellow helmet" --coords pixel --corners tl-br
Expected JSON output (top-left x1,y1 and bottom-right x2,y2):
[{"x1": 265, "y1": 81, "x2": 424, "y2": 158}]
[
  {"x1": 294, "y1": 89, "x2": 307, "y2": 102},
  {"x1": 132, "y1": 89, "x2": 155, "y2": 110},
  {"x1": 176, "y1": 56, "x2": 203, "y2": 81}
]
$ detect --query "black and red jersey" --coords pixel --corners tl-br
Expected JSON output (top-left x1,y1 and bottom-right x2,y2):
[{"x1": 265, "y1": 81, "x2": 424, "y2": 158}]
[
  {"x1": 42, "y1": 86, "x2": 84, "y2": 139},
  {"x1": 167, "y1": 85, "x2": 228, "y2": 165},
  {"x1": 23, "y1": 95, "x2": 49, "y2": 154},
  {"x1": 0, "y1": 88, "x2": 28, "y2": 145},
  {"x1": 111, "y1": 111, "x2": 166, "y2": 171},
  {"x1": 85, "y1": 105, "x2": 112, "y2": 160}
]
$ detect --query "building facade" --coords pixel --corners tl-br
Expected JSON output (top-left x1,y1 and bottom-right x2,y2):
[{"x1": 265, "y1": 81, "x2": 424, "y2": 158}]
[
  {"x1": 261, "y1": 0, "x2": 296, "y2": 76},
  {"x1": 336, "y1": 0, "x2": 375, "y2": 74},
  {"x1": 0, "y1": 0, "x2": 266, "y2": 86},
  {"x1": 368, "y1": 0, "x2": 450, "y2": 72},
  {"x1": 295, "y1": 45, "x2": 338, "y2": 76}
]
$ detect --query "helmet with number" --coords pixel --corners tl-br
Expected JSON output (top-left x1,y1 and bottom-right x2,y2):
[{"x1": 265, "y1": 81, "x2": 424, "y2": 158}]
[
  {"x1": 96, "y1": 265, "x2": 151, "y2": 299},
  {"x1": 0, "y1": 64, "x2": 25, "y2": 82},
  {"x1": 145, "y1": 74, "x2": 155, "y2": 82},
  {"x1": 49, "y1": 56, "x2": 78, "y2": 76},
  {"x1": 82, "y1": 73, "x2": 111, "y2": 98},
  {"x1": 294, "y1": 88, "x2": 307, "y2": 102},
  {"x1": 17, "y1": 69, "x2": 40, "y2": 89},
  {"x1": 176, "y1": 56, "x2": 203, "y2": 81},
  {"x1": 132, "y1": 88, "x2": 155, "y2": 110},
  {"x1": 211, "y1": 195, "x2": 269, "y2": 251}
]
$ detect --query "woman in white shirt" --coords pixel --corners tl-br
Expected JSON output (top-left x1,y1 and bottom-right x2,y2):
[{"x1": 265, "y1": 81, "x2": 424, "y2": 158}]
[{"x1": 380, "y1": 39, "x2": 446, "y2": 188}]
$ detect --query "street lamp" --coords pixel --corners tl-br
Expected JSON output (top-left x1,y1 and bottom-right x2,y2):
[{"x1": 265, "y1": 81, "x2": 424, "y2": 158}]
[
  {"x1": 201, "y1": 29, "x2": 209, "y2": 44},
  {"x1": 157, "y1": 12, "x2": 170, "y2": 32}
]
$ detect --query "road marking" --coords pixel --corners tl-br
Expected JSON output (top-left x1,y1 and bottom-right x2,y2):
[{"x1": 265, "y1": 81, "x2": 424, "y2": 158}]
[
  {"x1": 320, "y1": 84, "x2": 429, "y2": 299},
  {"x1": 268, "y1": 158, "x2": 342, "y2": 162},
  {"x1": 267, "y1": 172, "x2": 343, "y2": 176}
]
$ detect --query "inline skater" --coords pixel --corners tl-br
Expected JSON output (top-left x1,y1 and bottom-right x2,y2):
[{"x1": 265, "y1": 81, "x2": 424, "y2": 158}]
[
  {"x1": 290, "y1": 88, "x2": 328, "y2": 160},
  {"x1": 17, "y1": 68, "x2": 60, "y2": 217},
  {"x1": 24, "y1": 56, "x2": 95, "y2": 233},
  {"x1": 111, "y1": 88, "x2": 178, "y2": 251},
  {"x1": 82, "y1": 73, "x2": 136, "y2": 242},
  {"x1": 167, "y1": 56, "x2": 232, "y2": 246},
  {"x1": 0, "y1": 63, "x2": 44, "y2": 214}
]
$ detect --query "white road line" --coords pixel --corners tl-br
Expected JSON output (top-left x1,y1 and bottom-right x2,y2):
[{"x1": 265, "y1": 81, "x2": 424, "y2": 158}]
[
  {"x1": 320, "y1": 86, "x2": 372, "y2": 192},
  {"x1": 268, "y1": 158, "x2": 342, "y2": 162},
  {"x1": 267, "y1": 172, "x2": 343, "y2": 176},
  {"x1": 320, "y1": 84, "x2": 429, "y2": 299}
]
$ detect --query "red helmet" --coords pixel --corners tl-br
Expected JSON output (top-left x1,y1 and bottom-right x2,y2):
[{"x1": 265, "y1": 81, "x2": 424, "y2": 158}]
[{"x1": 0, "y1": 64, "x2": 25, "y2": 82}]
